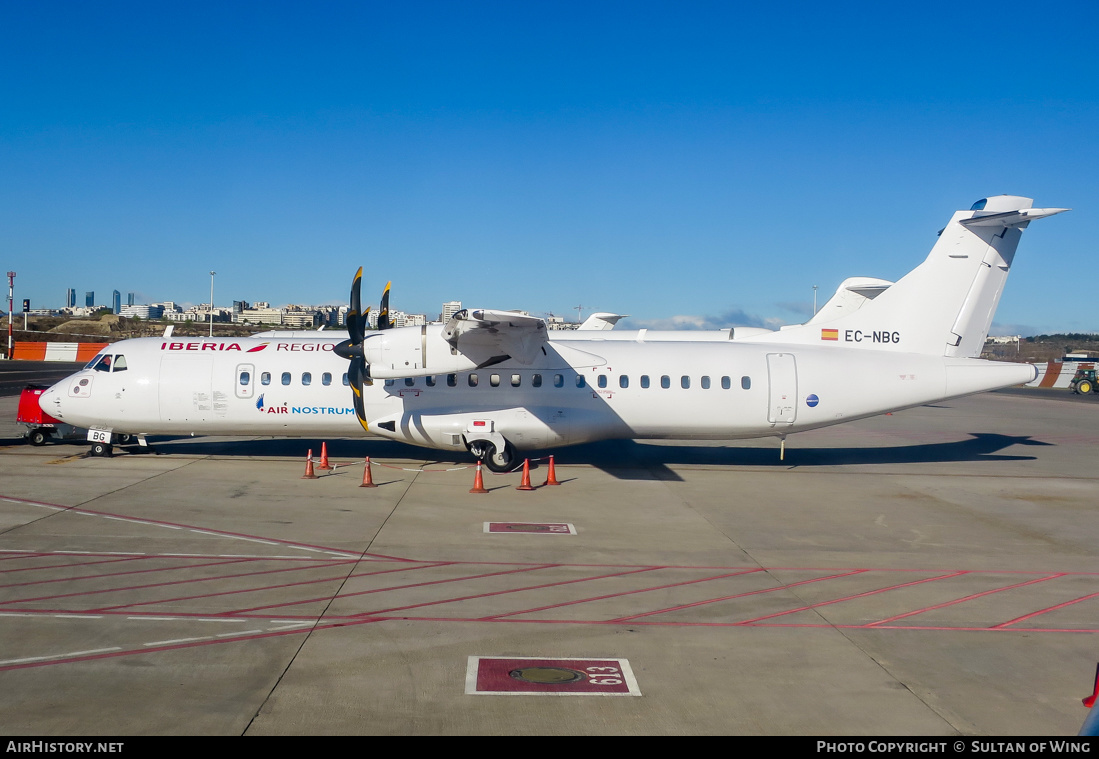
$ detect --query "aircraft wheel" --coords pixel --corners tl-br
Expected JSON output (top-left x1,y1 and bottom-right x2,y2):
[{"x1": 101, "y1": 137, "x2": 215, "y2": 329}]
[
  {"x1": 1079, "y1": 380, "x2": 1093, "y2": 394},
  {"x1": 90, "y1": 442, "x2": 112, "y2": 458},
  {"x1": 483, "y1": 441, "x2": 517, "y2": 473},
  {"x1": 116, "y1": 434, "x2": 133, "y2": 445},
  {"x1": 29, "y1": 429, "x2": 49, "y2": 446}
]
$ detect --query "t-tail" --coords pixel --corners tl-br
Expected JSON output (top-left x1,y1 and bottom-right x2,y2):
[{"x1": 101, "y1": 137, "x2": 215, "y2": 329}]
[{"x1": 755, "y1": 195, "x2": 1068, "y2": 357}]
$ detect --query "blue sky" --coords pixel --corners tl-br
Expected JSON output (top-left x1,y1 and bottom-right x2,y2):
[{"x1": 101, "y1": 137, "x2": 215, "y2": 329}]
[{"x1": 1, "y1": 1, "x2": 1096, "y2": 335}]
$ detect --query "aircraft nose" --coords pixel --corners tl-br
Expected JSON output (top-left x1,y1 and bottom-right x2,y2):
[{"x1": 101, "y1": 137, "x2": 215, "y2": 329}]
[{"x1": 39, "y1": 382, "x2": 66, "y2": 420}]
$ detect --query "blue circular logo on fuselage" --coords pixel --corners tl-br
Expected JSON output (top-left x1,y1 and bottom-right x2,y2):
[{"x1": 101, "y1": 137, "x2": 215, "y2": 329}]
[{"x1": 806, "y1": 394, "x2": 819, "y2": 407}]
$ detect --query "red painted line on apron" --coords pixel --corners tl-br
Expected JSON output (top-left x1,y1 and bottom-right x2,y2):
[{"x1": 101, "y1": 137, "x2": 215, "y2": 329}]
[
  {"x1": 611, "y1": 569, "x2": 867, "y2": 622},
  {"x1": 0, "y1": 557, "x2": 264, "y2": 589},
  {"x1": 88, "y1": 560, "x2": 361, "y2": 611},
  {"x1": 353, "y1": 566, "x2": 664, "y2": 619},
  {"x1": 0, "y1": 555, "x2": 149, "y2": 576},
  {"x1": 1, "y1": 559, "x2": 352, "y2": 608},
  {"x1": 865, "y1": 573, "x2": 1066, "y2": 627},
  {"x1": 739, "y1": 571, "x2": 968, "y2": 625},
  {"x1": 481, "y1": 568, "x2": 765, "y2": 620},
  {"x1": 223, "y1": 561, "x2": 464, "y2": 615},
  {"x1": 991, "y1": 590, "x2": 1099, "y2": 629}
]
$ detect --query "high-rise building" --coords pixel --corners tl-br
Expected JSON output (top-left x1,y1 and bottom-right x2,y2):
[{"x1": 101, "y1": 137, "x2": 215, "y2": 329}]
[
  {"x1": 442, "y1": 301, "x2": 462, "y2": 322},
  {"x1": 127, "y1": 292, "x2": 135, "y2": 307},
  {"x1": 66, "y1": 288, "x2": 75, "y2": 308},
  {"x1": 85, "y1": 291, "x2": 94, "y2": 308},
  {"x1": 112, "y1": 291, "x2": 121, "y2": 314}
]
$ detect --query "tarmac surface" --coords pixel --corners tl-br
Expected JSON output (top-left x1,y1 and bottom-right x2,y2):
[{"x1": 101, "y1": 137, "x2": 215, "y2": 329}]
[{"x1": 0, "y1": 370, "x2": 1097, "y2": 735}]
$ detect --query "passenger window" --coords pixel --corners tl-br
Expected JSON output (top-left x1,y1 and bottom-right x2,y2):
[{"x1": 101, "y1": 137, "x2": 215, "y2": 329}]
[
  {"x1": 425, "y1": 376, "x2": 436, "y2": 387},
  {"x1": 469, "y1": 374, "x2": 479, "y2": 387},
  {"x1": 575, "y1": 375, "x2": 586, "y2": 388},
  {"x1": 404, "y1": 378, "x2": 415, "y2": 387},
  {"x1": 112, "y1": 355, "x2": 128, "y2": 372},
  {"x1": 447, "y1": 374, "x2": 457, "y2": 387},
  {"x1": 281, "y1": 372, "x2": 291, "y2": 386},
  {"x1": 660, "y1": 375, "x2": 670, "y2": 389},
  {"x1": 511, "y1": 374, "x2": 521, "y2": 387},
  {"x1": 239, "y1": 371, "x2": 250, "y2": 386},
  {"x1": 342, "y1": 373, "x2": 349, "y2": 386},
  {"x1": 553, "y1": 374, "x2": 564, "y2": 388},
  {"x1": 261, "y1": 372, "x2": 271, "y2": 386},
  {"x1": 681, "y1": 376, "x2": 690, "y2": 389},
  {"x1": 322, "y1": 372, "x2": 332, "y2": 386},
  {"x1": 597, "y1": 375, "x2": 607, "y2": 388},
  {"x1": 741, "y1": 376, "x2": 751, "y2": 390},
  {"x1": 721, "y1": 376, "x2": 730, "y2": 390},
  {"x1": 490, "y1": 374, "x2": 500, "y2": 387},
  {"x1": 701, "y1": 376, "x2": 710, "y2": 389},
  {"x1": 385, "y1": 379, "x2": 395, "y2": 387},
  {"x1": 641, "y1": 375, "x2": 650, "y2": 389},
  {"x1": 620, "y1": 375, "x2": 628, "y2": 388},
  {"x1": 302, "y1": 372, "x2": 312, "y2": 386},
  {"x1": 532, "y1": 374, "x2": 542, "y2": 388}
]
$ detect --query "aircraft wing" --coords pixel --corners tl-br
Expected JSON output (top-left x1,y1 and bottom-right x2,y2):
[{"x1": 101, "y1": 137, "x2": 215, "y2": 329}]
[{"x1": 441, "y1": 309, "x2": 548, "y2": 366}]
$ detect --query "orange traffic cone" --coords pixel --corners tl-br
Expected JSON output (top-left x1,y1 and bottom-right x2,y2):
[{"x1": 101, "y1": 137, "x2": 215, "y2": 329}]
[
  {"x1": 543, "y1": 455, "x2": 560, "y2": 486},
  {"x1": 516, "y1": 458, "x2": 535, "y2": 491},
  {"x1": 469, "y1": 462, "x2": 488, "y2": 494},
  {"x1": 360, "y1": 457, "x2": 377, "y2": 488},
  {"x1": 317, "y1": 442, "x2": 332, "y2": 470},
  {"x1": 301, "y1": 449, "x2": 318, "y2": 479}
]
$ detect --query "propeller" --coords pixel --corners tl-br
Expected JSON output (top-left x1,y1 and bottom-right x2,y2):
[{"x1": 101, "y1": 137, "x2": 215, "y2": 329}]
[
  {"x1": 378, "y1": 281, "x2": 392, "y2": 330},
  {"x1": 333, "y1": 267, "x2": 372, "y2": 432}
]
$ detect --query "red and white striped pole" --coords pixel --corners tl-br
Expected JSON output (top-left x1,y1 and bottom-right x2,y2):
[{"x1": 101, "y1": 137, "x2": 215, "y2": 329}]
[{"x1": 6, "y1": 272, "x2": 14, "y2": 361}]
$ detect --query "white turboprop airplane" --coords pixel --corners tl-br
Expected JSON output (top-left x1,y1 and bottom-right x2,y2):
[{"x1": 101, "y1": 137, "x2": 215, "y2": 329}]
[{"x1": 38, "y1": 195, "x2": 1066, "y2": 470}]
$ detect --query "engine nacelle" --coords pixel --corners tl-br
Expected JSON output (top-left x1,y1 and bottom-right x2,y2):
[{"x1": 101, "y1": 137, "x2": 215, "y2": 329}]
[{"x1": 361, "y1": 325, "x2": 490, "y2": 379}]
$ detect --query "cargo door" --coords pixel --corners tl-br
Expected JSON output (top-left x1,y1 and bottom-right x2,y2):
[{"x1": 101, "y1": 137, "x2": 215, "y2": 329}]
[{"x1": 159, "y1": 356, "x2": 214, "y2": 424}]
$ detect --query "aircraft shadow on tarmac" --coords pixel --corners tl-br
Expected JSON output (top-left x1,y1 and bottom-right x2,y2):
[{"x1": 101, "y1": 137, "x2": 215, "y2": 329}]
[{"x1": 2, "y1": 432, "x2": 1049, "y2": 482}]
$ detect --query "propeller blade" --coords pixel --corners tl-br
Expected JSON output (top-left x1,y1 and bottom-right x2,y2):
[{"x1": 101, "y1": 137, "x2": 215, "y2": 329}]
[
  {"x1": 349, "y1": 360, "x2": 369, "y2": 432},
  {"x1": 348, "y1": 267, "x2": 364, "y2": 344},
  {"x1": 378, "y1": 281, "x2": 392, "y2": 331}
]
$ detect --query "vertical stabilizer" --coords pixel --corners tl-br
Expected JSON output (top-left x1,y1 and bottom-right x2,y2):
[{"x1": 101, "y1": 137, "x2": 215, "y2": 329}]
[{"x1": 754, "y1": 196, "x2": 1068, "y2": 356}]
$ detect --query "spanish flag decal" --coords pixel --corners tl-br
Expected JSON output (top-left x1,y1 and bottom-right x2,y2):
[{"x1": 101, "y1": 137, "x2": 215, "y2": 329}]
[{"x1": 821, "y1": 329, "x2": 839, "y2": 341}]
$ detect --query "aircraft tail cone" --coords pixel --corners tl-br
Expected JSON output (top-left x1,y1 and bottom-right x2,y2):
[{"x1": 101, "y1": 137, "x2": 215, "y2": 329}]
[
  {"x1": 301, "y1": 449, "x2": 319, "y2": 480},
  {"x1": 543, "y1": 455, "x2": 560, "y2": 486},
  {"x1": 360, "y1": 457, "x2": 377, "y2": 488},
  {"x1": 317, "y1": 442, "x2": 332, "y2": 470},
  {"x1": 516, "y1": 458, "x2": 535, "y2": 491},
  {"x1": 469, "y1": 462, "x2": 488, "y2": 494}
]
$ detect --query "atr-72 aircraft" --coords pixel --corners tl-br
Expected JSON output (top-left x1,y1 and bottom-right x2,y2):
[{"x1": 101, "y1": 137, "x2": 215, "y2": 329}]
[{"x1": 39, "y1": 195, "x2": 1066, "y2": 470}]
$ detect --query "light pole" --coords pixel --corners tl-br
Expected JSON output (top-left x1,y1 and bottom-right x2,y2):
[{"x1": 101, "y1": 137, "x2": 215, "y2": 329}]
[
  {"x1": 6, "y1": 272, "x2": 14, "y2": 360},
  {"x1": 209, "y1": 271, "x2": 216, "y2": 338}
]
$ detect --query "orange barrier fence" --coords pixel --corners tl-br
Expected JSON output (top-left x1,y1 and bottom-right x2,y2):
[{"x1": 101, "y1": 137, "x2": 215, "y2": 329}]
[{"x1": 12, "y1": 342, "x2": 109, "y2": 361}]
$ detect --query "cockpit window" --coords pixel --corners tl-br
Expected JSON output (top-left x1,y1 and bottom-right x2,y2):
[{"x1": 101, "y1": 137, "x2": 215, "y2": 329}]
[
  {"x1": 92, "y1": 355, "x2": 113, "y2": 372},
  {"x1": 112, "y1": 355, "x2": 127, "y2": 372}
]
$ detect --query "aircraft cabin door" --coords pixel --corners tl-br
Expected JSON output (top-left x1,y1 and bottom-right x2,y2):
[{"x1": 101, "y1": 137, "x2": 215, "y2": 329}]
[
  {"x1": 235, "y1": 364, "x2": 255, "y2": 399},
  {"x1": 766, "y1": 353, "x2": 797, "y2": 425}
]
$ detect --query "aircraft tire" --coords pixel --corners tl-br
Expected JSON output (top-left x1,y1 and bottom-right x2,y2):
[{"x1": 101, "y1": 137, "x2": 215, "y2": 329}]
[
  {"x1": 29, "y1": 429, "x2": 49, "y2": 446},
  {"x1": 90, "y1": 442, "x2": 112, "y2": 458},
  {"x1": 483, "y1": 441, "x2": 517, "y2": 473}
]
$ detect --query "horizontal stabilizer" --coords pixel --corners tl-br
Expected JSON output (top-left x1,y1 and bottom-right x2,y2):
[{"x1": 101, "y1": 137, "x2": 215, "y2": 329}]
[{"x1": 960, "y1": 207, "x2": 1069, "y2": 228}]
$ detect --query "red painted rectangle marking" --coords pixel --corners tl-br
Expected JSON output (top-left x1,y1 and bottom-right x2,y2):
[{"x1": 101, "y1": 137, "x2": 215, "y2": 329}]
[
  {"x1": 466, "y1": 656, "x2": 640, "y2": 696},
  {"x1": 484, "y1": 522, "x2": 576, "y2": 535}
]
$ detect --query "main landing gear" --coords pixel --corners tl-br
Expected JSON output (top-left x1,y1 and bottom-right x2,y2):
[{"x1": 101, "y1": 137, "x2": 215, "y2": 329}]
[{"x1": 468, "y1": 438, "x2": 518, "y2": 473}]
